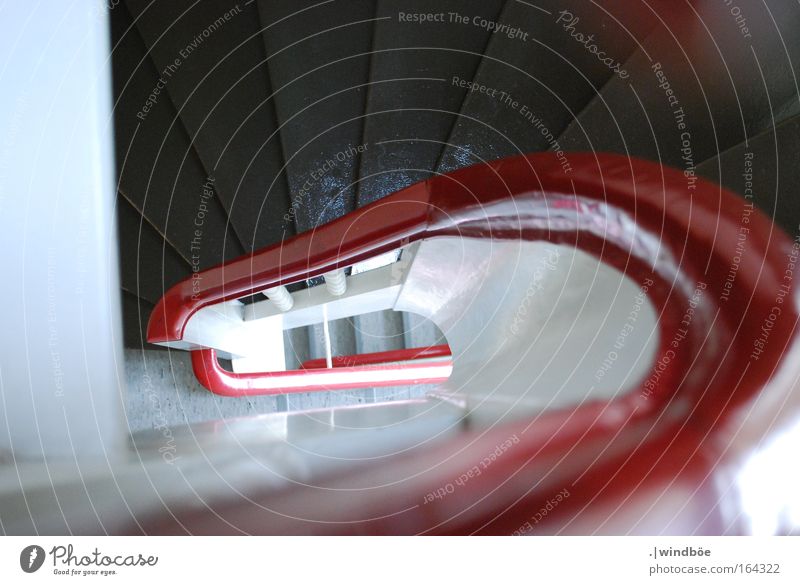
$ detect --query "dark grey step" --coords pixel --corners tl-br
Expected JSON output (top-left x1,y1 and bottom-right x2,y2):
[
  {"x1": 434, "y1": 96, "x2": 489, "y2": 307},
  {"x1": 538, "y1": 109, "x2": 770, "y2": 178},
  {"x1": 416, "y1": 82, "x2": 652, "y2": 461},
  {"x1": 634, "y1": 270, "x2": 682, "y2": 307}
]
[
  {"x1": 117, "y1": 195, "x2": 191, "y2": 305},
  {"x1": 557, "y1": 1, "x2": 800, "y2": 168},
  {"x1": 356, "y1": 0, "x2": 505, "y2": 206},
  {"x1": 125, "y1": 0, "x2": 293, "y2": 251},
  {"x1": 697, "y1": 114, "x2": 800, "y2": 237},
  {"x1": 257, "y1": 0, "x2": 374, "y2": 232},
  {"x1": 111, "y1": 2, "x2": 242, "y2": 267},
  {"x1": 437, "y1": 0, "x2": 660, "y2": 173},
  {"x1": 121, "y1": 292, "x2": 157, "y2": 350}
]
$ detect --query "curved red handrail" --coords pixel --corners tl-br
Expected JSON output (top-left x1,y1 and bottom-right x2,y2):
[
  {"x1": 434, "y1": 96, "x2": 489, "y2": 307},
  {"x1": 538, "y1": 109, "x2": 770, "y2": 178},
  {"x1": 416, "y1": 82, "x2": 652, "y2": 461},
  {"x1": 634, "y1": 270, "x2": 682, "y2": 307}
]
[
  {"x1": 148, "y1": 152, "x2": 794, "y2": 413},
  {"x1": 146, "y1": 181, "x2": 432, "y2": 344},
  {"x1": 141, "y1": 152, "x2": 800, "y2": 534}
]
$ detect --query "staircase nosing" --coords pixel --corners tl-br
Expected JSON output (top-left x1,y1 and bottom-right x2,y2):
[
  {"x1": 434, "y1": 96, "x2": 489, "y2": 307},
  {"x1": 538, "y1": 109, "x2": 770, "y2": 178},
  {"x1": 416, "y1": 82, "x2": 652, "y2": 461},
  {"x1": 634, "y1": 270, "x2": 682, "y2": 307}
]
[
  {"x1": 117, "y1": 188, "x2": 194, "y2": 269},
  {"x1": 696, "y1": 110, "x2": 800, "y2": 170},
  {"x1": 431, "y1": 0, "x2": 510, "y2": 173},
  {"x1": 354, "y1": 0, "x2": 382, "y2": 208},
  {"x1": 254, "y1": 1, "x2": 296, "y2": 242},
  {"x1": 552, "y1": 26, "x2": 658, "y2": 145},
  {"x1": 125, "y1": 0, "x2": 250, "y2": 256}
]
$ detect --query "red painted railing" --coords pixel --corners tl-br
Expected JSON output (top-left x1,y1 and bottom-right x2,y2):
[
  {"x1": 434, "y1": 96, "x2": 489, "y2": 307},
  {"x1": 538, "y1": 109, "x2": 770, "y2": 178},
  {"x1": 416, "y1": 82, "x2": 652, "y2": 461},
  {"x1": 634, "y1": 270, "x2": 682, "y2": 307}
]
[
  {"x1": 144, "y1": 152, "x2": 800, "y2": 534},
  {"x1": 148, "y1": 152, "x2": 796, "y2": 405},
  {"x1": 300, "y1": 345, "x2": 451, "y2": 370},
  {"x1": 147, "y1": 154, "x2": 800, "y2": 534},
  {"x1": 192, "y1": 348, "x2": 452, "y2": 397}
]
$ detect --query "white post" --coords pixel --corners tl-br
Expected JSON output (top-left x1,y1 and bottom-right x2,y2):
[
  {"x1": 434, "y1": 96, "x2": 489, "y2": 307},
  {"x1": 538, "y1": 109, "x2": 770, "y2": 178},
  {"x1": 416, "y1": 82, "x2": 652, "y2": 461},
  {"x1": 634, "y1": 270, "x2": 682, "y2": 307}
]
[
  {"x1": 322, "y1": 304, "x2": 333, "y2": 369},
  {"x1": 265, "y1": 285, "x2": 294, "y2": 311},
  {"x1": 324, "y1": 269, "x2": 347, "y2": 296},
  {"x1": 0, "y1": 2, "x2": 125, "y2": 460}
]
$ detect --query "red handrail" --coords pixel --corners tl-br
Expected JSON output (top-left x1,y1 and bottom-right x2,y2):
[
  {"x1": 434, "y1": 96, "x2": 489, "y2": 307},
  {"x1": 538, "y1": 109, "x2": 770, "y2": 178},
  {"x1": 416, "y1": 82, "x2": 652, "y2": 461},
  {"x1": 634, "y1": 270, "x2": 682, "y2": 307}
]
[
  {"x1": 142, "y1": 152, "x2": 800, "y2": 534},
  {"x1": 146, "y1": 181, "x2": 432, "y2": 344},
  {"x1": 300, "y1": 345, "x2": 451, "y2": 370},
  {"x1": 149, "y1": 152, "x2": 793, "y2": 405},
  {"x1": 192, "y1": 349, "x2": 451, "y2": 397}
]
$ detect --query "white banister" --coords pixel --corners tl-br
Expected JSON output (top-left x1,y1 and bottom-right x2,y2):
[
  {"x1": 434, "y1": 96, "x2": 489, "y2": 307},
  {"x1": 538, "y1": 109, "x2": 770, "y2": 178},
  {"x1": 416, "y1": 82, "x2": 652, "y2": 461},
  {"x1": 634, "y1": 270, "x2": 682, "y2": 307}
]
[
  {"x1": 324, "y1": 268, "x2": 347, "y2": 296},
  {"x1": 265, "y1": 285, "x2": 294, "y2": 311}
]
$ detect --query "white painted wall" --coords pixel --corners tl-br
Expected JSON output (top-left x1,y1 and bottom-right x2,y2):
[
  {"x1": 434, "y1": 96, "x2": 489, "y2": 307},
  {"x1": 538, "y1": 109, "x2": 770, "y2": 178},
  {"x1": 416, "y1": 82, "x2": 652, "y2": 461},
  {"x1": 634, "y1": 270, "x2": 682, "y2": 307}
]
[
  {"x1": 396, "y1": 238, "x2": 659, "y2": 424},
  {"x1": 0, "y1": 1, "x2": 126, "y2": 459}
]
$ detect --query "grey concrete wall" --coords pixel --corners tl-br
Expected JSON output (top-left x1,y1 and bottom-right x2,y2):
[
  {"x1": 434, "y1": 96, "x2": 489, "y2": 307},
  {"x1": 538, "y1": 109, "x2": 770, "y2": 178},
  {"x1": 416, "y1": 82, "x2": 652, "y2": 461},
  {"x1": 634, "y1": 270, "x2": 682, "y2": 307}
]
[
  {"x1": 124, "y1": 342, "x2": 436, "y2": 434},
  {"x1": 124, "y1": 349, "x2": 283, "y2": 434}
]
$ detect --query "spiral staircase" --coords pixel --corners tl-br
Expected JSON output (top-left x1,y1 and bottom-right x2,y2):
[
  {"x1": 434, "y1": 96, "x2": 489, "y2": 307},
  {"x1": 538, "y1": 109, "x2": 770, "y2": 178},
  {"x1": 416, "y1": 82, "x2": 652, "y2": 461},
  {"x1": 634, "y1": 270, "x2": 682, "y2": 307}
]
[
  {"x1": 1, "y1": 0, "x2": 799, "y2": 535},
  {"x1": 112, "y1": 0, "x2": 800, "y2": 431}
]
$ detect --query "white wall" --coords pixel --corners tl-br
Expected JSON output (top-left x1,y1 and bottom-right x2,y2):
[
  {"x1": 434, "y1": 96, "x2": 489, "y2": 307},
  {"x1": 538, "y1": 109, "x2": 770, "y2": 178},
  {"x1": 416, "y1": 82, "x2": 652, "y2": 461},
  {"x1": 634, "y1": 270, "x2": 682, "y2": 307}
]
[{"x1": 0, "y1": 1, "x2": 125, "y2": 459}]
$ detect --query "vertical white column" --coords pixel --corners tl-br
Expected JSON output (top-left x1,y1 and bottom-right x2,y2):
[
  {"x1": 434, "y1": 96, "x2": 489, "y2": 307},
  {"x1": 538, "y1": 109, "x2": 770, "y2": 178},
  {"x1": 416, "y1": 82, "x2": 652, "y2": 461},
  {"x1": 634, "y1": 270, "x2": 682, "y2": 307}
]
[
  {"x1": 322, "y1": 304, "x2": 333, "y2": 369},
  {"x1": 265, "y1": 285, "x2": 294, "y2": 311},
  {"x1": 0, "y1": 2, "x2": 126, "y2": 459},
  {"x1": 324, "y1": 269, "x2": 347, "y2": 296}
]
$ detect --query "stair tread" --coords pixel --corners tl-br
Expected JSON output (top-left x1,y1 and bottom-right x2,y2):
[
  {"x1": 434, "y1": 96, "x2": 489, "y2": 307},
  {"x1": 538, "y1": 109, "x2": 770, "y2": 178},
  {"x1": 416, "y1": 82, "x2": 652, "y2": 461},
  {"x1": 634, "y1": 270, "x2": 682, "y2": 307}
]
[
  {"x1": 257, "y1": 0, "x2": 374, "y2": 232},
  {"x1": 121, "y1": 292, "x2": 160, "y2": 350},
  {"x1": 356, "y1": 0, "x2": 505, "y2": 206},
  {"x1": 111, "y1": 3, "x2": 242, "y2": 267},
  {"x1": 437, "y1": 0, "x2": 660, "y2": 173},
  {"x1": 697, "y1": 113, "x2": 800, "y2": 236},
  {"x1": 117, "y1": 195, "x2": 191, "y2": 305},
  {"x1": 125, "y1": 0, "x2": 293, "y2": 251},
  {"x1": 557, "y1": 1, "x2": 800, "y2": 168}
]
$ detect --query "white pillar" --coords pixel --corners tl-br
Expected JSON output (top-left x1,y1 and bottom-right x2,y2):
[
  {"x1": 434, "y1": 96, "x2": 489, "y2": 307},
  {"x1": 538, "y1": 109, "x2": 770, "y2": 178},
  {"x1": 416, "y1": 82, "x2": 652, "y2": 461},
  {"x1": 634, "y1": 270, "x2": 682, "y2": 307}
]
[
  {"x1": 0, "y1": 2, "x2": 125, "y2": 460},
  {"x1": 265, "y1": 286, "x2": 294, "y2": 311},
  {"x1": 324, "y1": 269, "x2": 347, "y2": 296}
]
